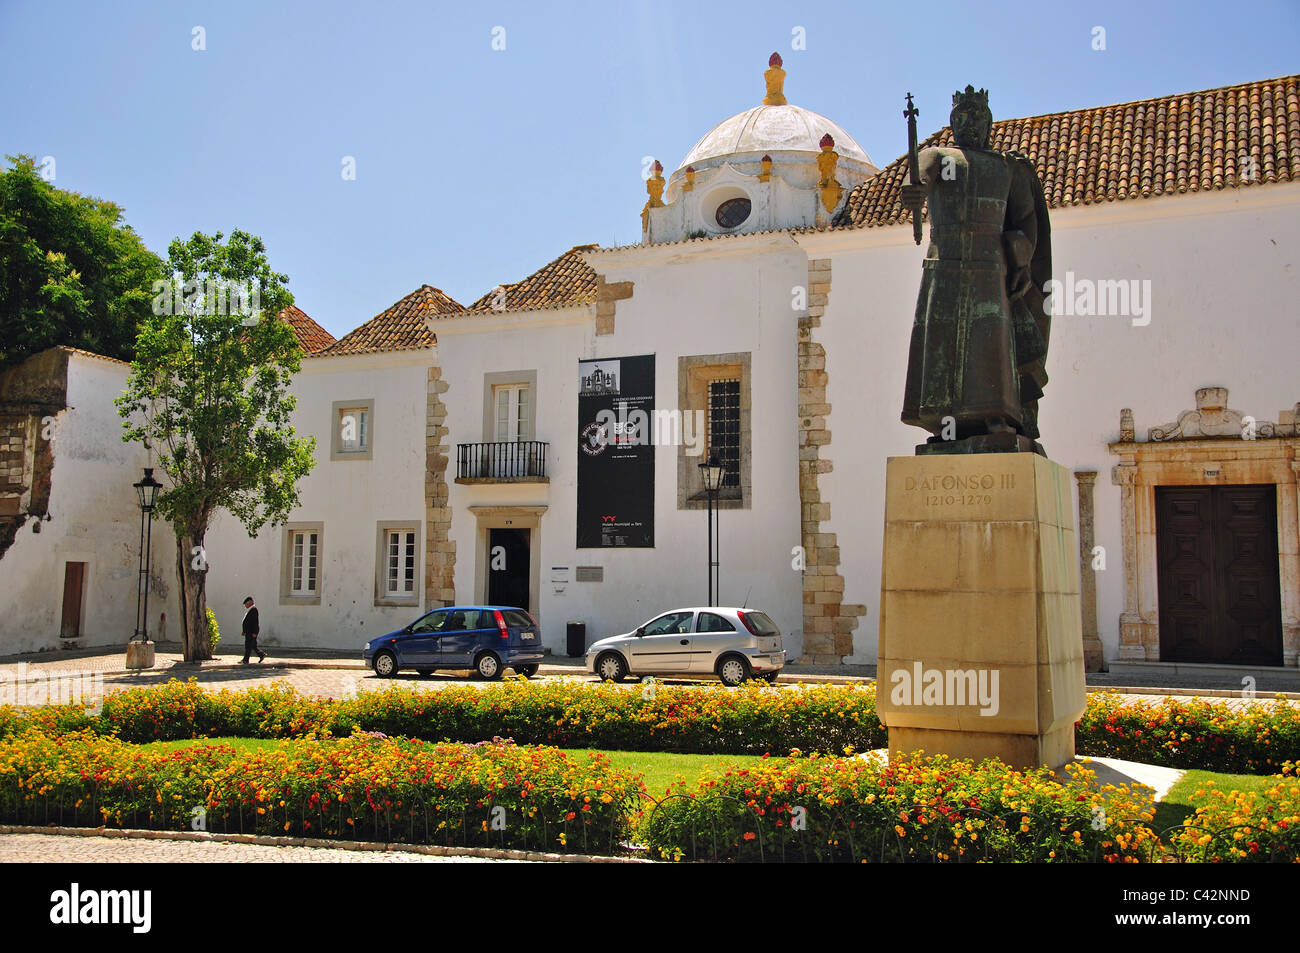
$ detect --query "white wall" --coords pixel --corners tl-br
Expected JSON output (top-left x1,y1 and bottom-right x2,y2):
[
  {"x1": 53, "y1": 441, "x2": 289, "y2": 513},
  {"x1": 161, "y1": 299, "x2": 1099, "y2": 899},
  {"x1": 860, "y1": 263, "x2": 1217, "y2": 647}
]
[
  {"x1": 0, "y1": 354, "x2": 179, "y2": 653},
  {"x1": 204, "y1": 350, "x2": 433, "y2": 650},
  {"x1": 438, "y1": 238, "x2": 808, "y2": 657},
  {"x1": 810, "y1": 182, "x2": 1300, "y2": 664}
]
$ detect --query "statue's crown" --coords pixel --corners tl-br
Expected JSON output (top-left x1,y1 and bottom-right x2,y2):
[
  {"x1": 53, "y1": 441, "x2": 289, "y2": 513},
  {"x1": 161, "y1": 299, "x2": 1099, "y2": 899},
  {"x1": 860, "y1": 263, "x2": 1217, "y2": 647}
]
[{"x1": 952, "y1": 85, "x2": 989, "y2": 110}]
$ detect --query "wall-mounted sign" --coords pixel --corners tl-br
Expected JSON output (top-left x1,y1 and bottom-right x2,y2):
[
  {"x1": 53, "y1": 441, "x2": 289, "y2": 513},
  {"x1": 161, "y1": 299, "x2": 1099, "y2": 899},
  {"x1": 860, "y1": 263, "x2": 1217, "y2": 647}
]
[{"x1": 577, "y1": 355, "x2": 654, "y2": 548}]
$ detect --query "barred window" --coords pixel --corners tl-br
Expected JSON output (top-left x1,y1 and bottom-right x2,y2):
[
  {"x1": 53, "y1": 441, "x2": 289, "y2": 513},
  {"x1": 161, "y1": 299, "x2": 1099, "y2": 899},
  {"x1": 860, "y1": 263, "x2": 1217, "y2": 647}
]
[{"x1": 708, "y1": 379, "x2": 741, "y2": 488}]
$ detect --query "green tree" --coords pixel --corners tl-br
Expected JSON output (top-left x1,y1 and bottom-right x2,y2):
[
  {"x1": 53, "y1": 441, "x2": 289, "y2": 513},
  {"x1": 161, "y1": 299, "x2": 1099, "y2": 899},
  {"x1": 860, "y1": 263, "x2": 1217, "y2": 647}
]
[
  {"x1": 0, "y1": 154, "x2": 163, "y2": 367},
  {"x1": 116, "y1": 230, "x2": 316, "y2": 662}
]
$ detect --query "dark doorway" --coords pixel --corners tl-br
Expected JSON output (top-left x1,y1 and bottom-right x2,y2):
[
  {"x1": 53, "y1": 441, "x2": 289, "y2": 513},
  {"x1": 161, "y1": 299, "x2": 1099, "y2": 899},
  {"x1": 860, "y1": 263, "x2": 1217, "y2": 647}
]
[
  {"x1": 1156, "y1": 485, "x2": 1282, "y2": 666},
  {"x1": 488, "y1": 528, "x2": 530, "y2": 610},
  {"x1": 60, "y1": 562, "x2": 86, "y2": 638}
]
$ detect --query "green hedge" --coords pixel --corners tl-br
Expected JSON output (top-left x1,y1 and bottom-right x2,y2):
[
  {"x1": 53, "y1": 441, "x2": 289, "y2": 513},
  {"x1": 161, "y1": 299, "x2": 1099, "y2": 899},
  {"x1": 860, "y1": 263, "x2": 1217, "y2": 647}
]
[{"x1": 2, "y1": 679, "x2": 1297, "y2": 774}]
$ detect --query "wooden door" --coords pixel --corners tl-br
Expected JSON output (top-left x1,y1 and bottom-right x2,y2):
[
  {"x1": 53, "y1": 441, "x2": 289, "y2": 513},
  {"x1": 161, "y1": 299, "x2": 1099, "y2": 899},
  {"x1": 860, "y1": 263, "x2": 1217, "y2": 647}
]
[
  {"x1": 1156, "y1": 485, "x2": 1282, "y2": 665},
  {"x1": 60, "y1": 562, "x2": 85, "y2": 637}
]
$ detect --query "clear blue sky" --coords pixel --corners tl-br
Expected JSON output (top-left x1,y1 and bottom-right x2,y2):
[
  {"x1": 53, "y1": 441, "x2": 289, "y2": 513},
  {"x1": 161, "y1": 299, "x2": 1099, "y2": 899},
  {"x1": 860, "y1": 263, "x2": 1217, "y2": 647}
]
[{"x1": 3, "y1": 0, "x2": 1296, "y2": 339}]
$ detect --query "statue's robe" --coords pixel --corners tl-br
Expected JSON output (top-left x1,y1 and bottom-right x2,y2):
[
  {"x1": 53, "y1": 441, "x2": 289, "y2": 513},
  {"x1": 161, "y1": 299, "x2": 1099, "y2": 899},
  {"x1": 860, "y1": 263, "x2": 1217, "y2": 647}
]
[{"x1": 901, "y1": 145, "x2": 1050, "y2": 440}]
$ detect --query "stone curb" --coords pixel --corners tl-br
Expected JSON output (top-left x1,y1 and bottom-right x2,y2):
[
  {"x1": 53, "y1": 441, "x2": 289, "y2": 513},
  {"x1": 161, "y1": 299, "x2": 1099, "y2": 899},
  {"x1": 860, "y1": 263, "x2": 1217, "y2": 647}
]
[{"x1": 0, "y1": 824, "x2": 652, "y2": 863}]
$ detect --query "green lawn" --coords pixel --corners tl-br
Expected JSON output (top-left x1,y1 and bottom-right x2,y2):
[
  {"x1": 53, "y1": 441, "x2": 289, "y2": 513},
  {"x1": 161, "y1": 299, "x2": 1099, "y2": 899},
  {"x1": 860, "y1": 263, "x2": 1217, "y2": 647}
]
[
  {"x1": 142, "y1": 737, "x2": 766, "y2": 794},
  {"x1": 1151, "y1": 769, "x2": 1277, "y2": 831}
]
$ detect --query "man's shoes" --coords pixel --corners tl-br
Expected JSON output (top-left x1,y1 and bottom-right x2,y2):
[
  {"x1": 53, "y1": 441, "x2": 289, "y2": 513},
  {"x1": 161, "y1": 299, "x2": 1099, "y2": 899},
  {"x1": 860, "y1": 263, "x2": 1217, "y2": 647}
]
[
  {"x1": 240, "y1": 659, "x2": 249, "y2": 665},
  {"x1": 258, "y1": 652, "x2": 266, "y2": 663}
]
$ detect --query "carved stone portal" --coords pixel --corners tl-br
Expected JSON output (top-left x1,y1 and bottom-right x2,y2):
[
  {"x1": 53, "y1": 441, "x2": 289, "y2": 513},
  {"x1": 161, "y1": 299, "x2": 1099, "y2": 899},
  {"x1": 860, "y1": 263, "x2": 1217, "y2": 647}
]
[{"x1": 1109, "y1": 388, "x2": 1300, "y2": 668}]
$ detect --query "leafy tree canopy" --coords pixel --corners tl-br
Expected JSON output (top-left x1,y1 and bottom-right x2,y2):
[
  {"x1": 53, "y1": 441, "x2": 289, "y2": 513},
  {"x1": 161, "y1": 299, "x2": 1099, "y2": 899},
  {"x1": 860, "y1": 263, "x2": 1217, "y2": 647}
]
[{"x1": 0, "y1": 154, "x2": 163, "y2": 368}]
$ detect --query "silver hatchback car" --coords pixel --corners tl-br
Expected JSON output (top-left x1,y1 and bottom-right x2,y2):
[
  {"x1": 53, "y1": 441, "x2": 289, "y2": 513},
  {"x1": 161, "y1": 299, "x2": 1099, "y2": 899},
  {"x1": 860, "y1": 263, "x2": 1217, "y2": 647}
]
[{"x1": 586, "y1": 607, "x2": 785, "y2": 686}]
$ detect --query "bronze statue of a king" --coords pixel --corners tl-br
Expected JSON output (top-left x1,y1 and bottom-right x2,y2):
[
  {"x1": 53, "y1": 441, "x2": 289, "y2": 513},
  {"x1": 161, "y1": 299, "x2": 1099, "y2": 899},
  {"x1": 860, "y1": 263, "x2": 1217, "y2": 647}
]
[{"x1": 900, "y1": 86, "x2": 1052, "y2": 455}]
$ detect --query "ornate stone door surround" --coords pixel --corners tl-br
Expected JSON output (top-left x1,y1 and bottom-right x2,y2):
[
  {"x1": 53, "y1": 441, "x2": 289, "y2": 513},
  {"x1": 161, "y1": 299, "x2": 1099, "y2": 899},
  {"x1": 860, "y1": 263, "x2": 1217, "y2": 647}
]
[{"x1": 1109, "y1": 388, "x2": 1300, "y2": 666}]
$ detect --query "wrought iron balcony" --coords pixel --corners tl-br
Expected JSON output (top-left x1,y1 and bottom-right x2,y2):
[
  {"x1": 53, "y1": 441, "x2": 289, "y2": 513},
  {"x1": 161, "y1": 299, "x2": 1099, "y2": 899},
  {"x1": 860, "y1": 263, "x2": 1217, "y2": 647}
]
[{"x1": 455, "y1": 441, "x2": 549, "y2": 483}]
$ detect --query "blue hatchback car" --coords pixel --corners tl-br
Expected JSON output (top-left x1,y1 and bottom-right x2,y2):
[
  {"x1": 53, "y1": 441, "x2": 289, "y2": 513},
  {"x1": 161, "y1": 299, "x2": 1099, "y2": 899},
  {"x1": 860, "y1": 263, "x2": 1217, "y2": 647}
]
[{"x1": 363, "y1": 606, "x2": 544, "y2": 680}]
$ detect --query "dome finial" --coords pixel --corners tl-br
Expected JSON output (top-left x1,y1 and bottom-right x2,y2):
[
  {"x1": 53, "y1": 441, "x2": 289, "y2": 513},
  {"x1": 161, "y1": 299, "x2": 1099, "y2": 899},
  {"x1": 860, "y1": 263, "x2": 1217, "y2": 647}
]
[{"x1": 763, "y1": 52, "x2": 787, "y2": 106}]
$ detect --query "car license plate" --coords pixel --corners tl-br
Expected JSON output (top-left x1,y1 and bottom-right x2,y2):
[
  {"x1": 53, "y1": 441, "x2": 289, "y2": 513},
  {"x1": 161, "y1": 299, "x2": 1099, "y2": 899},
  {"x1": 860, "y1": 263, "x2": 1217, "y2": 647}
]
[{"x1": 521, "y1": 632, "x2": 534, "y2": 640}]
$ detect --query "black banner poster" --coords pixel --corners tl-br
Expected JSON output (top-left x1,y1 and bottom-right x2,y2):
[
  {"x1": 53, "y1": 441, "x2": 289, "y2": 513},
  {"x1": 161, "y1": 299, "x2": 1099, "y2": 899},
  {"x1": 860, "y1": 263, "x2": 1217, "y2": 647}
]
[{"x1": 577, "y1": 355, "x2": 655, "y2": 547}]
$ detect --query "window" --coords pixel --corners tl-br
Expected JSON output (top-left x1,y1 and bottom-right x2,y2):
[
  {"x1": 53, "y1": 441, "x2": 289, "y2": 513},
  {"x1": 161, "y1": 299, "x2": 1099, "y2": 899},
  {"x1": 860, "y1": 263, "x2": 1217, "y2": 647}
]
[
  {"x1": 410, "y1": 609, "x2": 446, "y2": 633},
  {"x1": 279, "y1": 522, "x2": 324, "y2": 606},
  {"x1": 678, "y1": 353, "x2": 751, "y2": 509},
  {"x1": 697, "y1": 612, "x2": 736, "y2": 633},
  {"x1": 290, "y1": 530, "x2": 318, "y2": 594},
  {"x1": 708, "y1": 379, "x2": 741, "y2": 489},
  {"x1": 643, "y1": 611, "x2": 694, "y2": 636},
  {"x1": 715, "y1": 196, "x2": 751, "y2": 229},
  {"x1": 340, "y1": 407, "x2": 369, "y2": 452},
  {"x1": 384, "y1": 530, "x2": 416, "y2": 596},
  {"x1": 494, "y1": 384, "x2": 531, "y2": 442},
  {"x1": 330, "y1": 399, "x2": 375, "y2": 461},
  {"x1": 375, "y1": 522, "x2": 421, "y2": 607}
]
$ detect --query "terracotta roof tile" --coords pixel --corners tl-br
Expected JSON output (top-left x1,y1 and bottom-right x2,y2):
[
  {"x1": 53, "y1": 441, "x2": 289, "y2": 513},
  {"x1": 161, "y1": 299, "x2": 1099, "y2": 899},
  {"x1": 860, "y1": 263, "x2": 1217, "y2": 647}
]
[
  {"x1": 317, "y1": 285, "x2": 462, "y2": 356},
  {"x1": 835, "y1": 75, "x2": 1300, "y2": 229},
  {"x1": 278, "y1": 305, "x2": 336, "y2": 354},
  {"x1": 459, "y1": 245, "x2": 599, "y2": 314}
]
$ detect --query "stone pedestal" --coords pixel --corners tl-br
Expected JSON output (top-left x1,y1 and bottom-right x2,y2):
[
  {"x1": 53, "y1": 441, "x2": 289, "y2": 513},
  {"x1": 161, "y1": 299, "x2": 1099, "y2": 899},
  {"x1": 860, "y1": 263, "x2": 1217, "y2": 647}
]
[
  {"x1": 878, "y1": 453, "x2": 1087, "y2": 771},
  {"x1": 125, "y1": 641, "x2": 155, "y2": 670}
]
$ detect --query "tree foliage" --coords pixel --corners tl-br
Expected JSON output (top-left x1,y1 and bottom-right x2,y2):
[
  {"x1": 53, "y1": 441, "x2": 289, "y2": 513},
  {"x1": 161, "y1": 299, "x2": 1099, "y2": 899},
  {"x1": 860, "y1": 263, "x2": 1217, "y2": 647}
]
[
  {"x1": 0, "y1": 154, "x2": 163, "y2": 367},
  {"x1": 116, "y1": 229, "x2": 316, "y2": 660}
]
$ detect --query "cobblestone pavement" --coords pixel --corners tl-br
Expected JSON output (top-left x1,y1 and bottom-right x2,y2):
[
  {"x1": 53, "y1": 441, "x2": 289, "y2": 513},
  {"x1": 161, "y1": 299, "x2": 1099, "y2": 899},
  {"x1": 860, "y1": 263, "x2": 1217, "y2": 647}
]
[{"x1": 0, "y1": 832, "x2": 523, "y2": 862}]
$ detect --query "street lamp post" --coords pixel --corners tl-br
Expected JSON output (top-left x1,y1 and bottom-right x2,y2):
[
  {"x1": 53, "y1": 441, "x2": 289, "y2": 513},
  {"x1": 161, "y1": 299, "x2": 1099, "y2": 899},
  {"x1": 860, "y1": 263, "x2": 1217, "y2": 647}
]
[
  {"x1": 699, "y1": 453, "x2": 724, "y2": 606},
  {"x1": 131, "y1": 467, "x2": 162, "y2": 643}
]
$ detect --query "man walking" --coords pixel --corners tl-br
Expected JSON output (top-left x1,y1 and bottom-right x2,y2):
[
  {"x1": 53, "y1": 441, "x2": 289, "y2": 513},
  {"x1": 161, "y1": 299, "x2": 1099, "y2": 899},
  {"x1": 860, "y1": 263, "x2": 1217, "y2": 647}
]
[{"x1": 240, "y1": 596, "x2": 266, "y2": 664}]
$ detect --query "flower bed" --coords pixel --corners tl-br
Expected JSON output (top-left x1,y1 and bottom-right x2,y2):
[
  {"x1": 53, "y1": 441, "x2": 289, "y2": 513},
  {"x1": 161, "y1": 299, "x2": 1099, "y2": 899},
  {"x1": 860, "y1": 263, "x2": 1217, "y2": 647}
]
[
  {"x1": 639, "y1": 752, "x2": 1165, "y2": 863},
  {"x1": 0, "y1": 728, "x2": 642, "y2": 854},
  {"x1": 1, "y1": 680, "x2": 1297, "y2": 774},
  {"x1": 1077, "y1": 691, "x2": 1300, "y2": 774},
  {"x1": 1170, "y1": 763, "x2": 1300, "y2": 862}
]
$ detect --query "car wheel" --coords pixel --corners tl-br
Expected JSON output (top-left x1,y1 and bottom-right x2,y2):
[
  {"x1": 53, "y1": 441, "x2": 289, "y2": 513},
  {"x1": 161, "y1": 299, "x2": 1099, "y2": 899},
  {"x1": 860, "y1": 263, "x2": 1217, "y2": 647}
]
[
  {"x1": 514, "y1": 663, "x2": 539, "y2": 678},
  {"x1": 476, "y1": 652, "x2": 502, "y2": 680},
  {"x1": 595, "y1": 652, "x2": 627, "y2": 683},
  {"x1": 717, "y1": 655, "x2": 751, "y2": 687},
  {"x1": 373, "y1": 651, "x2": 398, "y2": 678}
]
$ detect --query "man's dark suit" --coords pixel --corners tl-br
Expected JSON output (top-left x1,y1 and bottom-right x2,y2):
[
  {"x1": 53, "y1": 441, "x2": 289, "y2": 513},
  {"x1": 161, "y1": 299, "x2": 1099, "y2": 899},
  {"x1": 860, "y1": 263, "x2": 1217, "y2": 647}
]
[{"x1": 242, "y1": 605, "x2": 262, "y2": 662}]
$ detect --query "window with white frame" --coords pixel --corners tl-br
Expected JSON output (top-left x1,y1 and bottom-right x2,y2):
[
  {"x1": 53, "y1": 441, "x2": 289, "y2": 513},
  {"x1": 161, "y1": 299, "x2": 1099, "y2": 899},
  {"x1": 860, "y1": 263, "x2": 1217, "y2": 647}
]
[
  {"x1": 339, "y1": 406, "x2": 369, "y2": 453},
  {"x1": 290, "y1": 529, "x2": 319, "y2": 595},
  {"x1": 375, "y1": 521, "x2": 421, "y2": 606},
  {"x1": 330, "y1": 399, "x2": 374, "y2": 461},
  {"x1": 494, "y1": 383, "x2": 530, "y2": 442},
  {"x1": 280, "y1": 522, "x2": 324, "y2": 606},
  {"x1": 384, "y1": 529, "x2": 416, "y2": 596}
]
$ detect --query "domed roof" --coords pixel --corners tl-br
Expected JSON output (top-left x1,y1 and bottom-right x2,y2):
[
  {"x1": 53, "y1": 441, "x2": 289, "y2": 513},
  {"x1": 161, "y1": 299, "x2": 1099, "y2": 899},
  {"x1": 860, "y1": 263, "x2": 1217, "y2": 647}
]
[
  {"x1": 678, "y1": 103, "x2": 873, "y2": 172},
  {"x1": 675, "y1": 54, "x2": 874, "y2": 174}
]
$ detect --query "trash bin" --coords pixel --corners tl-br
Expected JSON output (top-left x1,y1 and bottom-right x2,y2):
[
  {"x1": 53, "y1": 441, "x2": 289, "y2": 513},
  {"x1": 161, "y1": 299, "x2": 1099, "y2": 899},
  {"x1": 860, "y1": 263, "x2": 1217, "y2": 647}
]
[{"x1": 566, "y1": 622, "x2": 586, "y2": 658}]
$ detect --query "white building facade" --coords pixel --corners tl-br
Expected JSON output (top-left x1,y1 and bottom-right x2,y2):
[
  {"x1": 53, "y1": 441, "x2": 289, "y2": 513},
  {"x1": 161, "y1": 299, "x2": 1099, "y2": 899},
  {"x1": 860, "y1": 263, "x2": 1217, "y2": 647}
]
[{"x1": 10, "y1": 61, "x2": 1297, "y2": 676}]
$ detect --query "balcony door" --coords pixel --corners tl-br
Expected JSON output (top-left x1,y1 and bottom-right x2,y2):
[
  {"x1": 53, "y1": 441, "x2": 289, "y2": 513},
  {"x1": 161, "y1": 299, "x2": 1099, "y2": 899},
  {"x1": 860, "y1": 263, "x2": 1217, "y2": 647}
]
[{"x1": 494, "y1": 384, "x2": 530, "y2": 443}]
